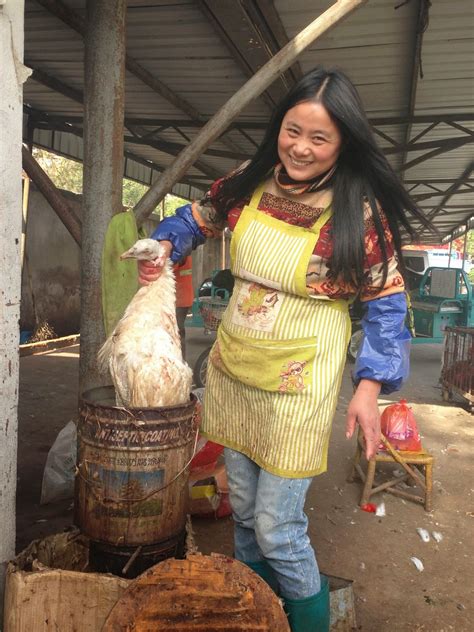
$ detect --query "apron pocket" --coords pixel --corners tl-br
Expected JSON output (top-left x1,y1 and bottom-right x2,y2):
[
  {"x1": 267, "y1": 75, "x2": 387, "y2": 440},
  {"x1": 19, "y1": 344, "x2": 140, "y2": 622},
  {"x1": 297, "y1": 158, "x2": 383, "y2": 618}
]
[{"x1": 213, "y1": 328, "x2": 318, "y2": 393}]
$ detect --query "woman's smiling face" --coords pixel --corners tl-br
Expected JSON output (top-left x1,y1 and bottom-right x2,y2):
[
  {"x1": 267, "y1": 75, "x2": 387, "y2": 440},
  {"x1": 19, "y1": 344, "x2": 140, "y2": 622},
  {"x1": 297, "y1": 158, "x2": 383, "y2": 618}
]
[{"x1": 277, "y1": 100, "x2": 342, "y2": 181}]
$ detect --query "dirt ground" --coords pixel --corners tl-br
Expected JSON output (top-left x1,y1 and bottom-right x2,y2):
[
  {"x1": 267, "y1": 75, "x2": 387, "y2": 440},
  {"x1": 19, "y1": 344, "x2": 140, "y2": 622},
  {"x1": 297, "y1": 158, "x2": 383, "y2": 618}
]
[{"x1": 16, "y1": 329, "x2": 473, "y2": 631}]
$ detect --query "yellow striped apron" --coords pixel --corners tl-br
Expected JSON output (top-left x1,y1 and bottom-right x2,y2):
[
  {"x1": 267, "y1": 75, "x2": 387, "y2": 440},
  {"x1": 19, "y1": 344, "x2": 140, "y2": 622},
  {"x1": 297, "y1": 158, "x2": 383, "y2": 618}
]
[{"x1": 201, "y1": 183, "x2": 352, "y2": 478}]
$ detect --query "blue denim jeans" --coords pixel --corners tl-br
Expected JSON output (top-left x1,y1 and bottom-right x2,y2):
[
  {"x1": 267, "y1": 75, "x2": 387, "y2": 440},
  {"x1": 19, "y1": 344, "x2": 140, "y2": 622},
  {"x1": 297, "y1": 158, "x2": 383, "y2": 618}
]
[{"x1": 224, "y1": 448, "x2": 321, "y2": 600}]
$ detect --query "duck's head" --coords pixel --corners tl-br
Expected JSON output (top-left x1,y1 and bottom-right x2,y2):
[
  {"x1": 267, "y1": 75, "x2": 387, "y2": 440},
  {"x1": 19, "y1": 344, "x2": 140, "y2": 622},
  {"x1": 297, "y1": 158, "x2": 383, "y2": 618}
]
[{"x1": 120, "y1": 238, "x2": 165, "y2": 262}]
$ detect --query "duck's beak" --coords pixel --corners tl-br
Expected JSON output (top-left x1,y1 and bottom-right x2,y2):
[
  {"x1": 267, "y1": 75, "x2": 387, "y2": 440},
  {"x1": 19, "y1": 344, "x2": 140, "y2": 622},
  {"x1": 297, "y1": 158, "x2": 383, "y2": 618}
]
[{"x1": 120, "y1": 247, "x2": 136, "y2": 260}]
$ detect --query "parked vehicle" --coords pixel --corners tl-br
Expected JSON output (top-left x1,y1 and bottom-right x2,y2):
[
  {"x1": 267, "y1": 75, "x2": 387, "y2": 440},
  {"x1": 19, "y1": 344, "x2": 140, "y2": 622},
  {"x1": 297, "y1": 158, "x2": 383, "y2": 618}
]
[{"x1": 402, "y1": 248, "x2": 472, "y2": 291}]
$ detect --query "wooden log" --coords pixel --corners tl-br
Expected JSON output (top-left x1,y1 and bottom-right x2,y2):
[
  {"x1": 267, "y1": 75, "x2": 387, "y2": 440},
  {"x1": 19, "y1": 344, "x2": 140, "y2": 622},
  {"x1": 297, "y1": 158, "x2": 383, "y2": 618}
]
[
  {"x1": 379, "y1": 435, "x2": 426, "y2": 491},
  {"x1": 19, "y1": 334, "x2": 80, "y2": 357},
  {"x1": 103, "y1": 553, "x2": 290, "y2": 631},
  {"x1": 384, "y1": 487, "x2": 424, "y2": 505},
  {"x1": 22, "y1": 147, "x2": 82, "y2": 246},
  {"x1": 134, "y1": 0, "x2": 367, "y2": 225},
  {"x1": 369, "y1": 473, "x2": 411, "y2": 496}
]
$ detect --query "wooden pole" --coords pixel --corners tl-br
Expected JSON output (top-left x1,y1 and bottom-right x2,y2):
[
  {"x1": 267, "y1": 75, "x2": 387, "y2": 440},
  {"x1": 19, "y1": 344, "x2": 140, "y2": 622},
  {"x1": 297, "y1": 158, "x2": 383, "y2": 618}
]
[
  {"x1": 80, "y1": 0, "x2": 126, "y2": 394},
  {"x1": 134, "y1": 0, "x2": 367, "y2": 225}
]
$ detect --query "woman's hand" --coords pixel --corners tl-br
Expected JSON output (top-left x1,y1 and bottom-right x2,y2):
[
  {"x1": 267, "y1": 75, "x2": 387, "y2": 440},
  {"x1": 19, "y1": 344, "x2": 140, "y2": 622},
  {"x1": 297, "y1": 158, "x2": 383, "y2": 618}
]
[
  {"x1": 346, "y1": 379, "x2": 382, "y2": 460},
  {"x1": 138, "y1": 240, "x2": 172, "y2": 285}
]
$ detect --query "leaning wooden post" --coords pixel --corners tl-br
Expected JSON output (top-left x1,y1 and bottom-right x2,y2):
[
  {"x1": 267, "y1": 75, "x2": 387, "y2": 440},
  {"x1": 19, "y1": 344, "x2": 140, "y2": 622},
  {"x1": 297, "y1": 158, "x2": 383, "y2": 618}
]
[
  {"x1": 22, "y1": 146, "x2": 82, "y2": 246},
  {"x1": 134, "y1": 0, "x2": 367, "y2": 225},
  {"x1": 81, "y1": 0, "x2": 126, "y2": 394},
  {"x1": 0, "y1": 0, "x2": 30, "y2": 616}
]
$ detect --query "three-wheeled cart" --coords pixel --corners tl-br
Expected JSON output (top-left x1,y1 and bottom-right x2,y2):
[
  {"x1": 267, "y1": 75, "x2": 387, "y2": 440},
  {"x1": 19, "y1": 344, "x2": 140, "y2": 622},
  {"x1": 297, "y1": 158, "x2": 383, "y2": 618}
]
[
  {"x1": 441, "y1": 326, "x2": 474, "y2": 413},
  {"x1": 410, "y1": 267, "x2": 473, "y2": 344}
]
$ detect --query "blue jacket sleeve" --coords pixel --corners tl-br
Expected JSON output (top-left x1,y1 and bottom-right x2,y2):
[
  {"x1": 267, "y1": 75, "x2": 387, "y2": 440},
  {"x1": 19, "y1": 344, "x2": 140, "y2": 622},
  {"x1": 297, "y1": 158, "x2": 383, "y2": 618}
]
[
  {"x1": 353, "y1": 292, "x2": 411, "y2": 395},
  {"x1": 150, "y1": 203, "x2": 206, "y2": 263}
]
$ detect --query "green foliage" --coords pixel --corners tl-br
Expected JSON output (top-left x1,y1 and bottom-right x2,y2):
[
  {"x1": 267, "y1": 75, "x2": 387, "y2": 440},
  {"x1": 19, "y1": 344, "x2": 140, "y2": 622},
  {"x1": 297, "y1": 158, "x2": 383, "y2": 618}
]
[
  {"x1": 33, "y1": 148, "x2": 83, "y2": 193},
  {"x1": 32, "y1": 148, "x2": 190, "y2": 215},
  {"x1": 163, "y1": 194, "x2": 189, "y2": 217},
  {"x1": 122, "y1": 178, "x2": 148, "y2": 208}
]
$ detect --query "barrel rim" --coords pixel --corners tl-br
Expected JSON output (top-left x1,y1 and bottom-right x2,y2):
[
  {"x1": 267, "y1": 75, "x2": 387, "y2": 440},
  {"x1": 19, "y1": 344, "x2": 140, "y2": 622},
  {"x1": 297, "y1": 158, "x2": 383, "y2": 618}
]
[{"x1": 80, "y1": 385, "x2": 197, "y2": 414}]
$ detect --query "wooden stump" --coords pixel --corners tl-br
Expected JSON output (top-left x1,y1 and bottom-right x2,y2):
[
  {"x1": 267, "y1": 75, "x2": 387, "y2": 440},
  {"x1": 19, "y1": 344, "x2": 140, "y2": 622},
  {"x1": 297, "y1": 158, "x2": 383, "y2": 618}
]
[{"x1": 102, "y1": 553, "x2": 290, "y2": 631}]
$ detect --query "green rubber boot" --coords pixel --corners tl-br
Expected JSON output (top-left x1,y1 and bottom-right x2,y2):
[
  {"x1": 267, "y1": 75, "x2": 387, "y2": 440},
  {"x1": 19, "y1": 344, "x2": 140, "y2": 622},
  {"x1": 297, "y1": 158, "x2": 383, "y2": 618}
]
[
  {"x1": 283, "y1": 576, "x2": 330, "y2": 632},
  {"x1": 244, "y1": 560, "x2": 280, "y2": 594}
]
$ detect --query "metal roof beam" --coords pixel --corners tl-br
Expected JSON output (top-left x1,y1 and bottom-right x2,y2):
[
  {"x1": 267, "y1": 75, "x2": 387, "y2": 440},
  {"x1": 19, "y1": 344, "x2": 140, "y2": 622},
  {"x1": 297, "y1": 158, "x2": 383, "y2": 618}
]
[
  {"x1": 34, "y1": 0, "x2": 243, "y2": 153},
  {"x1": 400, "y1": 0, "x2": 430, "y2": 175},
  {"x1": 34, "y1": 113, "x2": 474, "y2": 129},
  {"x1": 29, "y1": 65, "x2": 83, "y2": 104},
  {"x1": 35, "y1": 0, "x2": 200, "y2": 119},
  {"x1": 253, "y1": 0, "x2": 303, "y2": 82},
  {"x1": 371, "y1": 113, "x2": 474, "y2": 126},
  {"x1": 124, "y1": 134, "x2": 247, "y2": 161},
  {"x1": 197, "y1": 0, "x2": 302, "y2": 108},
  {"x1": 198, "y1": 0, "x2": 279, "y2": 110},
  {"x1": 25, "y1": 105, "x2": 207, "y2": 191},
  {"x1": 400, "y1": 137, "x2": 474, "y2": 173},
  {"x1": 26, "y1": 67, "x2": 222, "y2": 180},
  {"x1": 386, "y1": 135, "x2": 474, "y2": 156},
  {"x1": 404, "y1": 178, "x2": 474, "y2": 185},
  {"x1": 407, "y1": 121, "x2": 439, "y2": 145},
  {"x1": 415, "y1": 161, "x2": 474, "y2": 238},
  {"x1": 445, "y1": 120, "x2": 474, "y2": 137},
  {"x1": 372, "y1": 127, "x2": 400, "y2": 147},
  {"x1": 412, "y1": 188, "x2": 474, "y2": 202}
]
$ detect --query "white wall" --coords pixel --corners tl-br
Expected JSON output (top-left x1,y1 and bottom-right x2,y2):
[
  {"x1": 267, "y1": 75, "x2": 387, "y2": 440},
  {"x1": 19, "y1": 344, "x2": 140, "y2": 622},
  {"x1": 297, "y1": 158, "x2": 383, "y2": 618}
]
[
  {"x1": 0, "y1": 0, "x2": 27, "y2": 619},
  {"x1": 21, "y1": 187, "x2": 82, "y2": 335},
  {"x1": 21, "y1": 188, "x2": 223, "y2": 335}
]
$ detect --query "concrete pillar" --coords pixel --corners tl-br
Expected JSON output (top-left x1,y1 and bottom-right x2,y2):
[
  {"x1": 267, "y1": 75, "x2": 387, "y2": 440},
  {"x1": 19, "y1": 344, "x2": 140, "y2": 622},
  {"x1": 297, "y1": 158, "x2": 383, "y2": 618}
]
[
  {"x1": 0, "y1": 0, "x2": 29, "y2": 616},
  {"x1": 80, "y1": 0, "x2": 126, "y2": 394}
]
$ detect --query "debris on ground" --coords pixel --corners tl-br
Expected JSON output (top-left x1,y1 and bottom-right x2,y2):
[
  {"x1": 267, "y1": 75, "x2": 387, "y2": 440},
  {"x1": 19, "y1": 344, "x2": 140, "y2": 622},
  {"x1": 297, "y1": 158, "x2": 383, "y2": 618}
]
[
  {"x1": 410, "y1": 557, "x2": 424, "y2": 572},
  {"x1": 432, "y1": 531, "x2": 443, "y2": 543},
  {"x1": 29, "y1": 320, "x2": 57, "y2": 342},
  {"x1": 416, "y1": 528, "x2": 430, "y2": 543}
]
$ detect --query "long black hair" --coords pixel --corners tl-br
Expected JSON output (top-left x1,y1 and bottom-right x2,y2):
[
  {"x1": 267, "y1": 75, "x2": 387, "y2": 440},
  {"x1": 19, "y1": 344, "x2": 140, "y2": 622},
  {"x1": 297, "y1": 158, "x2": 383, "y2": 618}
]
[{"x1": 213, "y1": 67, "x2": 432, "y2": 288}]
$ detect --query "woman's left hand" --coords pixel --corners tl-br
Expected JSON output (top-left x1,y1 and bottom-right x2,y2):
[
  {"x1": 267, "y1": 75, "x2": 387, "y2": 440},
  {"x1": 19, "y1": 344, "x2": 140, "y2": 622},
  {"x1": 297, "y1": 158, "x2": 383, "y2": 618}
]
[{"x1": 346, "y1": 379, "x2": 382, "y2": 460}]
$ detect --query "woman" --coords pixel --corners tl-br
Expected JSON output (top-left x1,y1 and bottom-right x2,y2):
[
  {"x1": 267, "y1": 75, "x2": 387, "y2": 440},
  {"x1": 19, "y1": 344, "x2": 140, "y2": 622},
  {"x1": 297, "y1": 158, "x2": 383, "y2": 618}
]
[{"x1": 140, "y1": 67, "x2": 428, "y2": 632}]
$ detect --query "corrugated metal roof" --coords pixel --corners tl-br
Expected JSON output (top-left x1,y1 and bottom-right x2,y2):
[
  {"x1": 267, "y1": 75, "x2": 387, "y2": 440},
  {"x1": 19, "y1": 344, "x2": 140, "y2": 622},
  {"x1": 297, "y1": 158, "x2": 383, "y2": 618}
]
[{"x1": 23, "y1": 0, "x2": 474, "y2": 242}]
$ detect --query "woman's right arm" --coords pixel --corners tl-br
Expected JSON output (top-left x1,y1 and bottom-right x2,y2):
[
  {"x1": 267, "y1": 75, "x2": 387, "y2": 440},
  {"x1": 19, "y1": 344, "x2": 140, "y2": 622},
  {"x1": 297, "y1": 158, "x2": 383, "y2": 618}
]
[{"x1": 138, "y1": 200, "x2": 224, "y2": 284}]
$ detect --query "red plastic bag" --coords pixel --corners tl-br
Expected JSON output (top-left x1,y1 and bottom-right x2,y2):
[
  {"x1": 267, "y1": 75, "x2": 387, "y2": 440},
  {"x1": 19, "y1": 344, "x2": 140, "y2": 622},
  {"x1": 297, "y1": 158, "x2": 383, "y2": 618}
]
[{"x1": 380, "y1": 399, "x2": 422, "y2": 452}]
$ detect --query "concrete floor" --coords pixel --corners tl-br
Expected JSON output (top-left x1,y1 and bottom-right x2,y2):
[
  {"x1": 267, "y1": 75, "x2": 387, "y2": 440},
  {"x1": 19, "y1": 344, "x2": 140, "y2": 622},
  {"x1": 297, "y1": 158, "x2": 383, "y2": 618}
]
[{"x1": 16, "y1": 327, "x2": 473, "y2": 631}]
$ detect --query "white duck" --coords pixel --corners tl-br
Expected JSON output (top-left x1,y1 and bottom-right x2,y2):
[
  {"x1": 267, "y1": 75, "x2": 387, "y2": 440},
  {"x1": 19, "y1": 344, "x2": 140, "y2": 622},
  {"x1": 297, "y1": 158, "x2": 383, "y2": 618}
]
[{"x1": 98, "y1": 238, "x2": 193, "y2": 408}]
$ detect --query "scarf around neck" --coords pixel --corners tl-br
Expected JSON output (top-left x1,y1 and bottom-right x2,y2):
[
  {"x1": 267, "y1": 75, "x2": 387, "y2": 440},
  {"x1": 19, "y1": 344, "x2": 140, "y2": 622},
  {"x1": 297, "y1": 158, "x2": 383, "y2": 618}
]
[{"x1": 273, "y1": 162, "x2": 336, "y2": 195}]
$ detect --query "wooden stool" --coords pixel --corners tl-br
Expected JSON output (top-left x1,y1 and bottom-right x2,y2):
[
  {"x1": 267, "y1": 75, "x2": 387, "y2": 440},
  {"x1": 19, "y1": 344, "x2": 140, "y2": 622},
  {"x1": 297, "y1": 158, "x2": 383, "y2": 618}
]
[{"x1": 348, "y1": 430, "x2": 434, "y2": 512}]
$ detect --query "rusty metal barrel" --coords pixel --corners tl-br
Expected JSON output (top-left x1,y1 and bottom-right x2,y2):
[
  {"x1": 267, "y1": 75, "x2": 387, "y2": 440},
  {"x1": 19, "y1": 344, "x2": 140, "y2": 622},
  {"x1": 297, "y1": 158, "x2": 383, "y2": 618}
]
[{"x1": 75, "y1": 386, "x2": 197, "y2": 576}]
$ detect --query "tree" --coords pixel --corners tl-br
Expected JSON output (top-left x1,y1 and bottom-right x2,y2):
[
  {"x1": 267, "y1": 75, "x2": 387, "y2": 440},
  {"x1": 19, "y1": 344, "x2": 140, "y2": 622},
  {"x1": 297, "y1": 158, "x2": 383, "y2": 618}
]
[
  {"x1": 32, "y1": 148, "x2": 189, "y2": 216},
  {"x1": 32, "y1": 148, "x2": 83, "y2": 193},
  {"x1": 122, "y1": 178, "x2": 148, "y2": 208}
]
